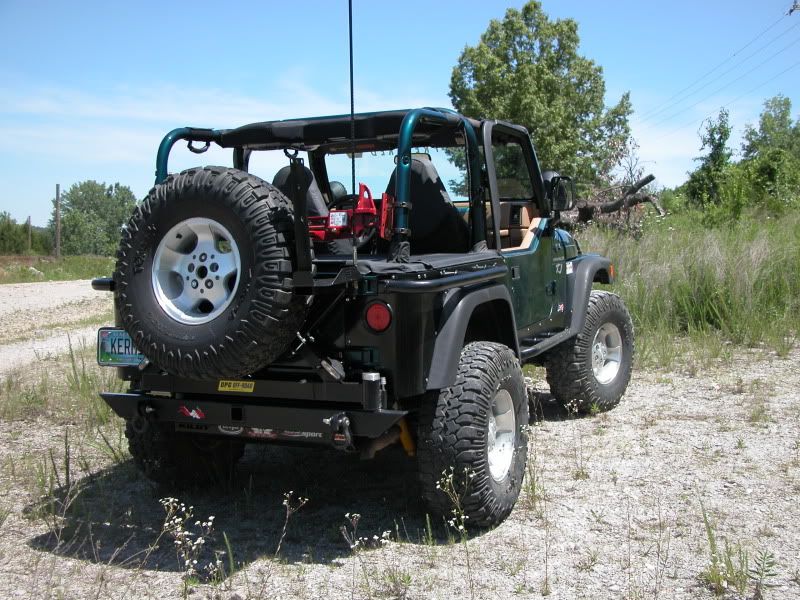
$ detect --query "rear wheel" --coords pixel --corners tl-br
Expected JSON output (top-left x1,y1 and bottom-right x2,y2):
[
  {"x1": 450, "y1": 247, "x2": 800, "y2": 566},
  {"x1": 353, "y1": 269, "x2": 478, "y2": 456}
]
[
  {"x1": 125, "y1": 417, "x2": 244, "y2": 485},
  {"x1": 545, "y1": 290, "x2": 634, "y2": 413},
  {"x1": 417, "y1": 342, "x2": 529, "y2": 528}
]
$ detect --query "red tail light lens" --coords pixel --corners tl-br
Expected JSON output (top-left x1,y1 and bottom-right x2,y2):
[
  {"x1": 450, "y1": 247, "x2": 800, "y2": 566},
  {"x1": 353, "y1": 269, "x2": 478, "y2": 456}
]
[{"x1": 365, "y1": 301, "x2": 392, "y2": 332}]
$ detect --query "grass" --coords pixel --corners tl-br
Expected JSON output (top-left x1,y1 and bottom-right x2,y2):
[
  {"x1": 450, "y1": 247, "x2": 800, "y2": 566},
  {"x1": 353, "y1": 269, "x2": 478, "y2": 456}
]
[
  {"x1": 0, "y1": 337, "x2": 124, "y2": 425},
  {"x1": 580, "y1": 210, "x2": 800, "y2": 367},
  {"x1": 699, "y1": 501, "x2": 779, "y2": 597},
  {"x1": 0, "y1": 255, "x2": 115, "y2": 284}
]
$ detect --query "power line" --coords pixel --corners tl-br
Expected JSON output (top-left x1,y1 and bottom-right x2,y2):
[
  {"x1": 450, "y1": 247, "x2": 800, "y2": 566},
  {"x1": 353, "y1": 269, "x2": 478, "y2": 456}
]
[
  {"x1": 639, "y1": 19, "x2": 799, "y2": 125},
  {"x1": 638, "y1": 12, "x2": 789, "y2": 121},
  {"x1": 650, "y1": 59, "x2": 800, "y2": 143},
  {"x1": 640, "y1": 34, "x2": 800, "y2": 133}
]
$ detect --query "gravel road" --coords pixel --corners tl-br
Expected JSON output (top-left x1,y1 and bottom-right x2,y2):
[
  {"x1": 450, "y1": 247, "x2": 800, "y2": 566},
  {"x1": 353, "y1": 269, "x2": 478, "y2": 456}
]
[{"x1": 0, "y1": 280, "x2": 113, "y2": 376}]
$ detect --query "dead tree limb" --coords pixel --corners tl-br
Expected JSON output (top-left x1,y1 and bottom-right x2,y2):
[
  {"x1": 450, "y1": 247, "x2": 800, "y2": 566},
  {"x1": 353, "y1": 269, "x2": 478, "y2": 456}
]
[{"x1": 561, "y1": 173, "x2": 664, "y2": 227}]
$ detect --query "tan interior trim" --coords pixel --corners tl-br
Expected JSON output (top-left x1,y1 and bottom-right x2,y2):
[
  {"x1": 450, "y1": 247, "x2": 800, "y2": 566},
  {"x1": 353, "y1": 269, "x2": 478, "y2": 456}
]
[{"x1": 501, "y1": 218, "x2": 542, "y2": 252}]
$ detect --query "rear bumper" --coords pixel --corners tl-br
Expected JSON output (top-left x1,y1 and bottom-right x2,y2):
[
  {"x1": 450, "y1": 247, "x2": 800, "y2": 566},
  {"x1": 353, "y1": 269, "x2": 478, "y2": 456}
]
[{"x1": 100, "y1": 392, "x2": 406, "y2": 446}]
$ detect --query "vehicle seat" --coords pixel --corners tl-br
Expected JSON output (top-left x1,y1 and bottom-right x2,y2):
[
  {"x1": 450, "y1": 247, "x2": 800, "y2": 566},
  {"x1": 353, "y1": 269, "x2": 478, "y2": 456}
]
[
  {"x1": 499, "y1": 203, "x2": 540, "y2": 249},
  {"x1": 272, "y1": 165, "x2": 329, "y2": 218},
  {"x1": 385, "y1": 157, "x2": 470, "y2": 254},
  {"x1": 272, "y1": 165, "x2": 352, "y2": 255}
]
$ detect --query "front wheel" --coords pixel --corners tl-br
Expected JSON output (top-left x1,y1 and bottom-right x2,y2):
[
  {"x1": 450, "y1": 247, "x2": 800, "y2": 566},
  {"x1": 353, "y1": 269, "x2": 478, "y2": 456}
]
[
  {"x1": 417, "y1": 342, "x2": 529, "y2": 528},
  {"x1": 545, "y1": 290, "x2": 634, "y2": 413}
]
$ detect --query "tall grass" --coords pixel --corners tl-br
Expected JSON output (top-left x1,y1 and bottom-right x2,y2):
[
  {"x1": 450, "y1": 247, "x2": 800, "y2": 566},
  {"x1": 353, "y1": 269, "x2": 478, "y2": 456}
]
[
  {"x1": 580, "y1": 210, "x2": 800, "y2": 365},
  {"x1": 0, "y1": 255, "x2": 114, "y2": 284}
]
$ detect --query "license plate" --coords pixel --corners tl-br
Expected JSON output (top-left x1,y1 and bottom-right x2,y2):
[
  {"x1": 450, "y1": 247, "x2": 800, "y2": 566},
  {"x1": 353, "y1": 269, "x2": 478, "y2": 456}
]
[{"x1": 97, "y1": 327, "x2": 145, "y2": 367}]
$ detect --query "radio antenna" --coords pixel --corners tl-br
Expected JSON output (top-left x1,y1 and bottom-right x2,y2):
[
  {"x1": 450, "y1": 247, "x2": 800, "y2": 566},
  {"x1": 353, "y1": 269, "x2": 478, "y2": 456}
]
[{"x1": 348, "y1": 0, "x2": 356, "y2": 195}]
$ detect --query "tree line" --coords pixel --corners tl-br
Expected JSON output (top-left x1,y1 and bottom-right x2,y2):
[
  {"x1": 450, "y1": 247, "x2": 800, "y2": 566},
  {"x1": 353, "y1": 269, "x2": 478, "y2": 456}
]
[{"x1": 0, "y1": 181, "x2": 137, "y2": 256}]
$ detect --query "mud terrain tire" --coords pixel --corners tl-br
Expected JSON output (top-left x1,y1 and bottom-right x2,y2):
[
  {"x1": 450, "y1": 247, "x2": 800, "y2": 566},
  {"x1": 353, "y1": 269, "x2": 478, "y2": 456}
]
[
  {"x1": 545, "y1": 290, "x2": 634, "y2": 413},
  {"x1": 417, "y1": 342, "x2": 529, "y2": 528},
  {"x1": 114, "y1": 166, "x2": 308, "y2": 379},
  {"x1": 125, "y1": 417, "x2": 244, "y2": 485}
]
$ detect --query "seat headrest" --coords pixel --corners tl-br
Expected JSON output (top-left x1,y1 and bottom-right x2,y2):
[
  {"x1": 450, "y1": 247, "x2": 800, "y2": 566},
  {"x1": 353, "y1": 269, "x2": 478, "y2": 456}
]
[
  {"x1": 385, "y1": 158, "x2": 454, "y2": 240},
  {"x1": 272, "y1": 165, "x2": 329, "y2": 218}
]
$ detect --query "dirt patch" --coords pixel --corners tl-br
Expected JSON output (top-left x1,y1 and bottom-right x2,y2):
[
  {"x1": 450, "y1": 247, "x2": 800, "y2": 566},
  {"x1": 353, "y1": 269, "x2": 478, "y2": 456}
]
[{"x1": 0, "y1": 349, "x2": 798, "y2": 599}]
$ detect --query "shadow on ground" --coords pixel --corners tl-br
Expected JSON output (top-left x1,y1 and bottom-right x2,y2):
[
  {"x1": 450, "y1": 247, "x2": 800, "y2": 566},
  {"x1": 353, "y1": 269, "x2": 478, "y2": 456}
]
[{"x1": 25, "y1": 393, "x2": 572, "y2": 574}]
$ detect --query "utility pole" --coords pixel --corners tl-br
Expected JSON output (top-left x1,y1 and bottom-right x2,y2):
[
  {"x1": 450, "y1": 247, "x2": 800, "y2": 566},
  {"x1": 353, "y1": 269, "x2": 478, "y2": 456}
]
[
  {"x1": 26, "y1": 216, "x2": 31, "y2": 254},
  {"x1": 789, "y1": 2, "x2": 800, "y2": 16},
  {"x1": 55, "y1": 183, "x2": 61, "y2": 259}
]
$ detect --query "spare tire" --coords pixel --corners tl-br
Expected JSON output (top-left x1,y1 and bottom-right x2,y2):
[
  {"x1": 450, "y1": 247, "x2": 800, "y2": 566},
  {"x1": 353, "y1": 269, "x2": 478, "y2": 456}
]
[{"x1": 114, "y1": 166, "x2": 309, "y2": 379}]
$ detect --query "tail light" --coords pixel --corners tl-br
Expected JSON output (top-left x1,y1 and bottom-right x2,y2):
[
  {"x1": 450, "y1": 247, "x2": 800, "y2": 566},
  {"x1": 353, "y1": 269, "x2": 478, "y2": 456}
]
[{"x1": 365, "y1": 301, "x2": 392, "y2": 332}]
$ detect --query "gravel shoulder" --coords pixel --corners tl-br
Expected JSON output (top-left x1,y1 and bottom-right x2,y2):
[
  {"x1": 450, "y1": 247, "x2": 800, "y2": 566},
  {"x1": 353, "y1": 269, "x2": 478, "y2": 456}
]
[
  {"x1": 0, "y1": 281, "x2": 797, "y2": 599},
  {"x1": 0, "y1": 280, "x2": 113, "y2": 375},
  {"x1": 0, "y1": 344, "x2": 798, "y2": 599}
]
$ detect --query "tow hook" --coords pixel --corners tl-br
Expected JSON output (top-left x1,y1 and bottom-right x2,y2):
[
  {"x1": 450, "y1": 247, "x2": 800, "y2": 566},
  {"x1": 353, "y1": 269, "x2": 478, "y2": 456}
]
[{"x1": 324, "y1": 412, "x2": 355, "y2": 451}]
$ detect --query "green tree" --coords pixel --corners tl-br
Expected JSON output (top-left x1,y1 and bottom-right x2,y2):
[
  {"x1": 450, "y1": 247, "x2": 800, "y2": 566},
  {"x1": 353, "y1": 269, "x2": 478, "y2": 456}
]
[
  {"x1": 686, "y1": 108, "x2": 731, "y2": 207},
  {"x1": 742, "y1": 95, "x2": 795, "y2": 159},
  {"x1": 741, "y1": 96, "x2": 800, "y2": 203},
  {"x1": 449, "y1": 1, "x2": 632, "y2": 185},
  {"x1": 0, "y1": 212, "x2": 26, "y2": 254},
  {"x1": 50, "y1": 181, "x2": 136, "y2": 255}
]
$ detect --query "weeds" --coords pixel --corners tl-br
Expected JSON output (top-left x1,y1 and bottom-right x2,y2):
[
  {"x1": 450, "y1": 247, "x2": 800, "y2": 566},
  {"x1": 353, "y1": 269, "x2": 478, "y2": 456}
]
[
  {"x1": 437, "y1": 468, "x2": 475, "y2": 599},
  {"x1": 421, "y1": 513, "x2": 438, "y2": 567},
  {"x1": 26, "y1": 429, "x2": 82, "y2": 547},
  {"x1": 700, "y1": 501, "x2": 750, "y2": 596},
  {"x1": 749, "y1": 549, "x2": 777, "y2": 598},
  {"x1": 378, "y1": 564, "x2": 412, "y2": 599},
  {"x1": 274, "y1": 490, "x2": 308, "y2": 559},
  {"x1": 748, "y1": 399, "x2": 771, "y2": 425},
  {"x1": 575, "y1": 549, "x2": 599, "y2": 572},
  {"x1": 582, "y1": 212, "x2": 800, "y2": 365},
  {"x1": 523, "y1": 430, "x2": 546, "y2": 514},
  {"x1": 565, "y1": 403, "x2": 591, "y2": 480},
  {"x1": 340, "y1": 512, "x2": 375, "y2": 599},
  {"x1": 160, "y1": 497, "x2": 227, "y2": 598},
  {"x1": 653, "y1": 498, "x2": 672, "y2": 599},
  {"x1": 1, "y1": 341, "x2": 121, "y2": 424},
  {"x1": 541, "y1": 485, "x2": 552, "y2": 596}
]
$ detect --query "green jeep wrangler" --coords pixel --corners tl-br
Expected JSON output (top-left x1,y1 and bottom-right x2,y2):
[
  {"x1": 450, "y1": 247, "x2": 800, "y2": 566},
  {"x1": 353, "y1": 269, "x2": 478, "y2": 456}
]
[{"x1": 93, "y1": 107, "x2": 634, "y2": 528}]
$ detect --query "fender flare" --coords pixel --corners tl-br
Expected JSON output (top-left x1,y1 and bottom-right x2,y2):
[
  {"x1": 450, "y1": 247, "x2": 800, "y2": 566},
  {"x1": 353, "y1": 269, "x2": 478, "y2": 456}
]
[
  {"x1": 426, "y1": 283, "x2": 519, "y2": 391},
  {"x1": 566, "y1": 254, "x2": 613, "y2": 333}
]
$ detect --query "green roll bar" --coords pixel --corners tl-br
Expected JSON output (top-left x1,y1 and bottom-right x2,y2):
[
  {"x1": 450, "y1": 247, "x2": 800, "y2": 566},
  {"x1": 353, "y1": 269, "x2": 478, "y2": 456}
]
[
  {"x1": 393, "y1": 108, "x2": 485, "y2": 260},
  {"x1": 155, "y1": 127, "x2": 221, "y2": 184}
]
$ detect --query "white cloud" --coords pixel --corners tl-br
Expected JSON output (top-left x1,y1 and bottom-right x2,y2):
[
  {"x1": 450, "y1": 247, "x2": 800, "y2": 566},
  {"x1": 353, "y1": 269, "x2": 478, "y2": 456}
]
[{"x1": 0, "y1": 77, "x2": 446, "y2": 225}]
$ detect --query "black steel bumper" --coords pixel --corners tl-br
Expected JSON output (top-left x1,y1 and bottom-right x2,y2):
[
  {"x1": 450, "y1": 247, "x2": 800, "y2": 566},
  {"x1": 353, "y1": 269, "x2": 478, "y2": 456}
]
[{"x1": 100, "y1": 392, "x2": 407, "y2": 446}]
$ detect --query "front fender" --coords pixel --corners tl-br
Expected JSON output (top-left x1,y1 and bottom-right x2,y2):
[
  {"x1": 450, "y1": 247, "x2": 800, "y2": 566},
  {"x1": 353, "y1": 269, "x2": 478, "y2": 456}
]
[{"x1": 567, "y1": 254, "x2": 613, "y2": 333}]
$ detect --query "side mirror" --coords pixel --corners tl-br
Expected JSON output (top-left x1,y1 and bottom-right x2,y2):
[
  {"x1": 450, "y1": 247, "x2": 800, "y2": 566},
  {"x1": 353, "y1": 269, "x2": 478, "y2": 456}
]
[{"x1": 549, "y1": 175, "x2": 576, "y2": 212}]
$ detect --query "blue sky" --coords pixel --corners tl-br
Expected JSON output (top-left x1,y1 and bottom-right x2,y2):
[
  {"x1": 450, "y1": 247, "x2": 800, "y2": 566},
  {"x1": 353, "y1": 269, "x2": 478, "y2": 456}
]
[{"x1": 1, "y1": 0, "x2": 798, "y2": 226}]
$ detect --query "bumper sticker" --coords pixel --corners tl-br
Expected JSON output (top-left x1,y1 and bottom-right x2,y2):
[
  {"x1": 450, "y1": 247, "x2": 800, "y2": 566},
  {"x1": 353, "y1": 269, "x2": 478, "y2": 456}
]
[{"x1": 218, "y1": 380, "x2": 255, "y2": 393}]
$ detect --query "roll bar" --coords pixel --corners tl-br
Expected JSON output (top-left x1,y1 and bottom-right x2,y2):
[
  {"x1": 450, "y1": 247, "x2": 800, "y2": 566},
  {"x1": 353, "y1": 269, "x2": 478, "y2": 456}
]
[{"x1": 391, "y1": 108, "x2": 485, "y2": 261}]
